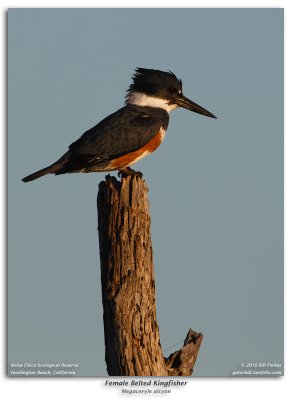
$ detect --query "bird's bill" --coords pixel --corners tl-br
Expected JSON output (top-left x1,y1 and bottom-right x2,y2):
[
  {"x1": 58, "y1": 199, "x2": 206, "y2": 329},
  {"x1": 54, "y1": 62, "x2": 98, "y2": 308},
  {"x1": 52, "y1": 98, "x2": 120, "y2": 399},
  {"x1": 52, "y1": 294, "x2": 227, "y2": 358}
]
[{"x1": 174, "y1": 95, "x2": 217, "y2": 118}]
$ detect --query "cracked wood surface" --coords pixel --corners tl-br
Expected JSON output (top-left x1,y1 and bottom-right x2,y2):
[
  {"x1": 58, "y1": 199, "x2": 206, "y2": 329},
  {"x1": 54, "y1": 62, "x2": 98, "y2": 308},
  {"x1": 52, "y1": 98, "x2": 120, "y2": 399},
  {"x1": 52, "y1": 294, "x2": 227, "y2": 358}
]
[
  {"x1": 97, "y1": 175, "x2": 203, "y2": 376},
  {"x1": 164, "y1": 329, "x2": 203, "y2": 376}
]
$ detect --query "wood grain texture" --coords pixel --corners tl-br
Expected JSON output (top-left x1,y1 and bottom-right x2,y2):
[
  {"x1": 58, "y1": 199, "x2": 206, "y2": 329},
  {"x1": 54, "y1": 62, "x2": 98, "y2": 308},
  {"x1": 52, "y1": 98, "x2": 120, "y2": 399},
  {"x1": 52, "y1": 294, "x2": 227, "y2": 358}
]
[
  {"x1": 97, "y1": 175, "x2": 203, "y2": 376},
  {"x1": 165, "y1": 329, "x2": 203, "y2": 376}
]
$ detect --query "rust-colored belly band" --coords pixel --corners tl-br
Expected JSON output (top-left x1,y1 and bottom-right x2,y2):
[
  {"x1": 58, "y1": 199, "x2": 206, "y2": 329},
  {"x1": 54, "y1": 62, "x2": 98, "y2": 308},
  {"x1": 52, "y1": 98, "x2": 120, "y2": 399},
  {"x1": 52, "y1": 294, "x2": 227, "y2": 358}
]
[{"x1": 110, "y1": 129, "x2": 165, "y2": 169}]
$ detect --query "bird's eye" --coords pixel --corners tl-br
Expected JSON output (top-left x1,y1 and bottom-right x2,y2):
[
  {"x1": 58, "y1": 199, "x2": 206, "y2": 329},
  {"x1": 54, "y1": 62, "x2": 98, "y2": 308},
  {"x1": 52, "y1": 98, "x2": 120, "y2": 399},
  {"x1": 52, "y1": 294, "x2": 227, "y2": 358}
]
[{"x1": 168, "y1": 87, "x2": 177, "y2": 95}]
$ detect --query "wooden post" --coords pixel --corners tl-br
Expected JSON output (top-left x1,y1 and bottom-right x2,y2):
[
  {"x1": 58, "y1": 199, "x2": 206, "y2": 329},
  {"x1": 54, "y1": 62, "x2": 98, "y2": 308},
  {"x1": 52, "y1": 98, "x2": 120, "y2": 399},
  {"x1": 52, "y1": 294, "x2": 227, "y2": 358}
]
[{"x1": 97, "y1": 175, "x2": 203, "y2": 376}]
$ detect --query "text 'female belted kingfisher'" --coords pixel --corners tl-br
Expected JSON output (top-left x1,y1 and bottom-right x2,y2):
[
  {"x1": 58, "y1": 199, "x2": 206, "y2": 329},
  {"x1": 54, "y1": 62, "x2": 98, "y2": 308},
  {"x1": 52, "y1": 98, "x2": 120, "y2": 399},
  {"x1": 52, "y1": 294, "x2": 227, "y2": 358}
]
[{"x1": 22, "y1": 68, "x2": 216, "y2": 182}]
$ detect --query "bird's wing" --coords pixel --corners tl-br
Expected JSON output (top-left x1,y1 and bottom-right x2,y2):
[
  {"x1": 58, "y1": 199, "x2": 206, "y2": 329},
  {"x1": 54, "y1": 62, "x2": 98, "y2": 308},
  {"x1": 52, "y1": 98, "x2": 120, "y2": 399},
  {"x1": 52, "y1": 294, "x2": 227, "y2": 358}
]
[{"x1": 69, "y1": 105, "x2": 168, "y2": 161}]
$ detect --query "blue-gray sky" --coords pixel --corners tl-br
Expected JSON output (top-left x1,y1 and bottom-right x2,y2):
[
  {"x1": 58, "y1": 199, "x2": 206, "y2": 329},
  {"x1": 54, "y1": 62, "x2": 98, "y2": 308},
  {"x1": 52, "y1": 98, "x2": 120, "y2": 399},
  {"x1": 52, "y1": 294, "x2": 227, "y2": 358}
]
[{"x1": 8, "y1": 8, "x2": 283, "y2": 376}]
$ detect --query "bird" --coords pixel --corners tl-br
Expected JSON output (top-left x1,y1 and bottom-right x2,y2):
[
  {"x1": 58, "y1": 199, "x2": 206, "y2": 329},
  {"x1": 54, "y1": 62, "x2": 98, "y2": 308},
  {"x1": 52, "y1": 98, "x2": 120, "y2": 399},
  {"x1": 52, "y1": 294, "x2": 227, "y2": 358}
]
[{"x1": 22, "y1": 67, "x2": 216, "y2": 182}]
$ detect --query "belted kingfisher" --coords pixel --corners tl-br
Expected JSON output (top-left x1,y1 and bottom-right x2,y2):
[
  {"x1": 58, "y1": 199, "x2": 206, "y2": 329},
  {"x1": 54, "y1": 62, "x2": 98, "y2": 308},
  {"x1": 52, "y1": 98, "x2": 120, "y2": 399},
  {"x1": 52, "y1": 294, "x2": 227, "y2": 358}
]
[{"x1": 22, "y1": 68, "x2": 216, "y2": 182}]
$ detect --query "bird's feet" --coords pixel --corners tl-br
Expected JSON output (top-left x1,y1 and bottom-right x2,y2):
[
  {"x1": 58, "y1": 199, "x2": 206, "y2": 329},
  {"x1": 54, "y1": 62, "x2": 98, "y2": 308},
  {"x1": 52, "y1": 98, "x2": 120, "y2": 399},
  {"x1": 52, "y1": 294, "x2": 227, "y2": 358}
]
[{"x1": 118, "y1": 167, "x2": 143, "y2": 178}]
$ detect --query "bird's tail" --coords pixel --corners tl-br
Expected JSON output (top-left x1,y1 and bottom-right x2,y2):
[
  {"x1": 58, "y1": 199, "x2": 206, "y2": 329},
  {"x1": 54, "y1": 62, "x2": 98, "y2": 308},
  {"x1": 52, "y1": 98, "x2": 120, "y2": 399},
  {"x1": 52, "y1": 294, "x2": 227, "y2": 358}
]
[
  {"x1": 22, "y1": 165, "x2": 57, "y2": 182},
  {"x1": 22, "y1": 152, "x2": 70, "y2": 182}
]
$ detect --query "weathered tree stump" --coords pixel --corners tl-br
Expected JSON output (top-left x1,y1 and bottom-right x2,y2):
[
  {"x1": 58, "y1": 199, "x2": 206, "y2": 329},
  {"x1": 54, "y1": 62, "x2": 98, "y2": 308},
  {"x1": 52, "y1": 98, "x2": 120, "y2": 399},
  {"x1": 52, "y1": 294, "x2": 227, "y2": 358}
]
[{"x1": 97, "y1": 175, "x2": 203, "y2": 376}]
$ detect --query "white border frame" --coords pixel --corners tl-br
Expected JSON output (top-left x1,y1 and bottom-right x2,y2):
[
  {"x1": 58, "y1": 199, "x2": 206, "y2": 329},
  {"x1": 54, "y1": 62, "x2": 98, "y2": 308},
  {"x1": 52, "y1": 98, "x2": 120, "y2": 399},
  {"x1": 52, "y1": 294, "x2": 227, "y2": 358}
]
[{"x1": 1, "y1": 1, "x2": 290, "y2": 399}]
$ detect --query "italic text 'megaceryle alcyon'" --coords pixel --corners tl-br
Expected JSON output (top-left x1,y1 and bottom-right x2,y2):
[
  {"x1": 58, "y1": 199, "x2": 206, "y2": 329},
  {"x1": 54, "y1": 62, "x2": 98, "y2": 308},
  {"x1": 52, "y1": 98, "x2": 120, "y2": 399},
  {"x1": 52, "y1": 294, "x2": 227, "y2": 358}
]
[{"x1": 22, "y1": 68, "x2": 216, "y2": 182}]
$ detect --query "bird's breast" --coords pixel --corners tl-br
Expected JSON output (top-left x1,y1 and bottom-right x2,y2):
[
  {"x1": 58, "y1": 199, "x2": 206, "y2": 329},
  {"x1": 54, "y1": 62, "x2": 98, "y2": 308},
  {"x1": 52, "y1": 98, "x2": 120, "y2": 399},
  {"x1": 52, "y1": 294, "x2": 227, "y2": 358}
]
[{"x1": 110, "y1": 128, "x2": 166, "y2": 169}]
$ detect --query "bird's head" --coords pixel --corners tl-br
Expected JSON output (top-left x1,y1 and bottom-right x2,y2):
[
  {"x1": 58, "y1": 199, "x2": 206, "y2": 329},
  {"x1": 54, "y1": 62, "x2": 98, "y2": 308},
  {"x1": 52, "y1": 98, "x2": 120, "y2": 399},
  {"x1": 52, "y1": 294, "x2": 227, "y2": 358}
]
[{"x1": 126, "y1": 67, "x2": 216, "y2": 118}]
